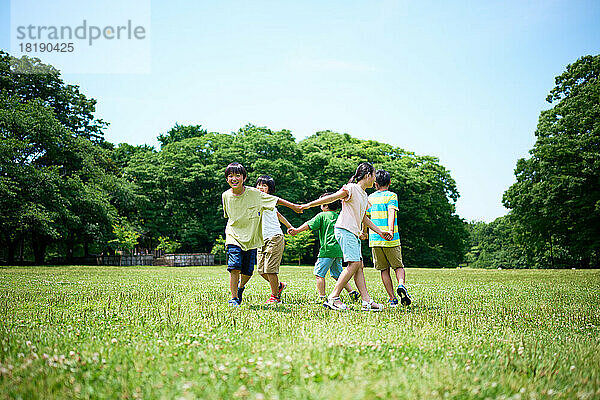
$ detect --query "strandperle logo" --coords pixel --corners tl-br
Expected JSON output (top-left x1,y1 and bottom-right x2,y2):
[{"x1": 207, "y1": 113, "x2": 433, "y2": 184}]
[{"x1": 15, "y1": 20, "x2": 147, "y2": 46}]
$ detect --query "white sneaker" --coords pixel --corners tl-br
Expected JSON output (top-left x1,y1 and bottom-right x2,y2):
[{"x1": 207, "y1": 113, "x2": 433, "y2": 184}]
[
  {"x1": 324, "y1": 296, "x2": 347, "y2": 311},
  {"x1": 362, "y1": 300, "x2": 384, "y2": 312}
]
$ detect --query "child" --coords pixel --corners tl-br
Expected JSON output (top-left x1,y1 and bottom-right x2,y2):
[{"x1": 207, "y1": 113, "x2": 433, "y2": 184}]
[
  {"x1": 221, "y1": 162, "x2": 301, "y2": 307},
  {"x1": 288, "y1": 193, "x2": 360, "y2": 303},
  {"x1": 300, "y1": 162, "x2": 393, "y2": 311},
  {"x1": 364, "y1": 169, "x2": 412, "y2": 307},
  {"x1": 255, "y1": 175, "x2": 291, "y2": 304}
]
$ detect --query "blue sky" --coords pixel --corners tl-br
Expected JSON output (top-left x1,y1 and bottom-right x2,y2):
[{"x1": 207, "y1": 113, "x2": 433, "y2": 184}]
[{"x1": 1, "y1": 0, "x2": 599, "y2": 222}]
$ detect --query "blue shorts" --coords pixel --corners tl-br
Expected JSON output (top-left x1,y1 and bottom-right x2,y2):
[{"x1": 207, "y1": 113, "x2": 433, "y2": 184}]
[
  {"x1": 314, "y1": 257, "x2": 343, "y2": 279},
  {"x1": 334, "y1": 227, "x2": 362, "y2": 262},
  {"x1": 226, "y1": 245, "x2": 256, "y2": 276}
]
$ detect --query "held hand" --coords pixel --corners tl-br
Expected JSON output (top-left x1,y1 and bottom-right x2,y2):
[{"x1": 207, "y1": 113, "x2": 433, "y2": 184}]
[
  {"x1": 287, "y1": 227, "x2": 298, "y2": 236},
  {"x1": 298, "y1": 204, "x2": 310, "y2": 213},
  {"x1": 381, "y1": 231, "x2": 393, "y2": 241},
  {"x1": 292, "y1": 203, "x2": 303, "y2": 214},
  {"x1": 359, "y1": 232, "x2": 368, "y2": 240}
]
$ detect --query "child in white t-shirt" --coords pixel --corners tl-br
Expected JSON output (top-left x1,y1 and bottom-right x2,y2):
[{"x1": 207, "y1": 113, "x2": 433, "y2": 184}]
[{"x1": 255, "y1": 175, "x2": 292, "y2": 304}]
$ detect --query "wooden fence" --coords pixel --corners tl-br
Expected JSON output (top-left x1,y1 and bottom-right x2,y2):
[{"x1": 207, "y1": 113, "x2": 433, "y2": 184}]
[
  {"x1": 155, "y1": 253, "x2": 214, "y2": 267},
  {"x1": 102, "y1": 253, "x2": 214, "y2": 267},
  {"x1": 102, "y1": 255, "x2": 154, "y2": 266}
]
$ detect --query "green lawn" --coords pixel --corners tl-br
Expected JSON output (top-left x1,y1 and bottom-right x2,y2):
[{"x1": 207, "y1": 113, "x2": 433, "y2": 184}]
[{"x1": 1, "y1": 266, "x2": 599, "y2": 399}]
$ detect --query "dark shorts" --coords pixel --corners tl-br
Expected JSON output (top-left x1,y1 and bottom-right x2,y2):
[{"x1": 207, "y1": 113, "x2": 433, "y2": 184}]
[{"x1": 226, "y1": 245, "x2": 257, "y2": 276}]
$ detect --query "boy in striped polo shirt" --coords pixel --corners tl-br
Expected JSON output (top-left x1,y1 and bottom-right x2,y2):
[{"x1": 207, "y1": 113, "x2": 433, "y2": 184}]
[{"x1": 364, "y1": 170, "x2": 412, "y2": 307}]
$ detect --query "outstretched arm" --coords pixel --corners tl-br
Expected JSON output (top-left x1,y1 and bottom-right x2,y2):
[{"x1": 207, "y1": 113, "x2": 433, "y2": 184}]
[
  {"x1": 300, "y1": 188, "x2": 348, "y2": 211},
  {"x1": 288, "y1": 222, "x2": 310, "y2": 236},
  {"x1": 363, "y1": 215, "x2": 393, "y2": 240},
  {"x1": 277, "y1": 197, "x2": 302, "y2": 213},
  {"x1": 277, "y1": 210, "x2": 292, "y2": 229}
]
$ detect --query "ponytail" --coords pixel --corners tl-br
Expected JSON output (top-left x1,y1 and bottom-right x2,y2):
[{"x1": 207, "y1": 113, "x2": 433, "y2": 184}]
[{"x1": 349, "y1": 162, "x2": 375, "y2": 183}]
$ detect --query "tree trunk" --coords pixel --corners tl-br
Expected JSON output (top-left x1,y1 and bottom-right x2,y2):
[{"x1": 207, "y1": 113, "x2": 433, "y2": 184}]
[
  {"x1": 6, "y1": 241, "x2": 16, "y2": 264},
  {"x1": 32, "y1": 239, "x2": 47, "y2": 265},
  {"x1": 66, "y1": 232, "x2": 74, "y2": 263},
  {"x1": 19, "y1": 236, "x2": 25, "y2": 262},
  {"x1": 549, "y1": 235, "x2": 555, "y2": 269}
]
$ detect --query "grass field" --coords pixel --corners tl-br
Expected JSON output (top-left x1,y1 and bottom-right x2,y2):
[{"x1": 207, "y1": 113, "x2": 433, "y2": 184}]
[{"x1": 1, "y1": 265, "x2": 599, "y2": 399}]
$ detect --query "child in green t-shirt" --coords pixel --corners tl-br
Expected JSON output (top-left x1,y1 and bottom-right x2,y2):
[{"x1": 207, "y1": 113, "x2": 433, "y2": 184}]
[
  {"x1": 221, "y1": 162, "x2": 301, "y2": 307},
  {"x1": 288, "y1": 193, "x2": 360, "y2": 303}
]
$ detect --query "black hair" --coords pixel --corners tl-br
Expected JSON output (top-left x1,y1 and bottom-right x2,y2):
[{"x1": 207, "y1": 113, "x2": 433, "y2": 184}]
[
  {"x1": 375, "y1": 169, "x2": 391, "y2": 187},
  {"x1": 320, "y1": 192, "x2": 341, "y2": 211},
  {"x1": 349, "y1": 162, "x2": 375, "y2": 183},
  {"x1": 225, "y1": 162, "x2": 247, "y2": 179},
  {"x1": 256, "y1": 175, "x2": 276, "y2": 194}
]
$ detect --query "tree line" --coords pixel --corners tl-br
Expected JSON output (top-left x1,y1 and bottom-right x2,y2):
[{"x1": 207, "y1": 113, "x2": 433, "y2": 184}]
[
  {"x1": 466, "y1": 55, "x2": 599, "y2": 269},
  {"x1": 0, "y1": 52, "x2": 467, "y2": 267},
  {"x1": 1, "y1": 51, "x2": 598, "y2": 268}
]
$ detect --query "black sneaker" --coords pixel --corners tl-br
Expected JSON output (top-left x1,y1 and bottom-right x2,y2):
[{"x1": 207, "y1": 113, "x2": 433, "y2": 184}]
[
  {"x1": 397, "y1": 284, "x2": 412, "y2": 306},
  {"x1": 237, "y1": 286, "x2": 245, "y2": 304},
  {"x1": 348, "y1": 290, "x2": 360, "y2": 302}
]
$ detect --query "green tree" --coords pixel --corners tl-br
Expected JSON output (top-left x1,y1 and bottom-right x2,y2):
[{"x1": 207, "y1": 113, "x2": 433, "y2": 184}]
[
  {"x1": 0, "y1": 53, "x2": 135, "y2": 263},
  {"x1": 108, "y1": 143, "x2": 155, "y2": 171},
  {"x1": 284, "y1": 231, "x2": 315, "y2": 265},
  {"x1": 157, "y1": 123, "x2": 207, "y2": 148},
  {"x1": 298, "y1": 131, "x2": 468, "y2": 267},
  {"x1": 503, "y1": 55, "x2": 600, "y2": 268},
  {"x1": 465, "y1": 217, "x2": 528, "y2": 269},
  {"x1": 156, "y1": 236, "x2": 181, "y2": 254},
  {"x1": 0, "y1": 52, "x2": 107, "y2": 142},
  {"x1": 108, "y1": 223, "x2": 140, "y2": 255},
  {"x1": 210, "y1": 235, "x2": 226, "y2": 265},
  {"x1": 125, "y1": 124, "x2": 306, "y2": 253}
]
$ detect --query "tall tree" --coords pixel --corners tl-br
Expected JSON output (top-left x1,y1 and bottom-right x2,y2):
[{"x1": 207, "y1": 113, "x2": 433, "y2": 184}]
[
  {"x1": 298, "y1": 131, "x2": 468, "y2": 267},
  {"x1": 0, "y1": 94, "x2": 117, "y2": 263},
  {"x1": 0, "y1": 52, "x2": 107, "y2": 142},
  {"x1": 465, "y1": 217, "x2": 528, "y2": 269},
  {"x1": 503, "y1": 55, "x2": 600, "y2": 268},
  {"x1": 125, "y1": 124, "x2": 306, "y2": 252},
  {"x1": 157, "y1": 124, "x2": 207, "y2": 148}
]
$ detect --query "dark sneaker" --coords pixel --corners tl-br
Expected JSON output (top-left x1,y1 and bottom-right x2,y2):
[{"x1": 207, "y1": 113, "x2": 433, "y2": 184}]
[
  {"x1": 278, "y1": 282, "x2": 287, "y2": 296},
  {"x1": 389, "y1": 298, "x2": 399, "y2": 307},
  {"x1": 228, "y1": 298, "x2": 240, "y2": 307},
  {"x1": 237, "y1": 286, "x2": 245, "y2": 304},
  {"x1": 348, "y1": 290, "x2": 360, "y2": 302},
  {"x1": 397, "y1": 284, "x2": 412, "y2": 306}
]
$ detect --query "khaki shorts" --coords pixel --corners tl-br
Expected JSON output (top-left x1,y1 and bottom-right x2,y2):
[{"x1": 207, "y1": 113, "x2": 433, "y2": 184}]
[
  {"x1": 372, "y1": 246, "x2": 404, "y2": 271},
  {"x1": 257, "y1": 234, "x2": 284, "y2": 274}
]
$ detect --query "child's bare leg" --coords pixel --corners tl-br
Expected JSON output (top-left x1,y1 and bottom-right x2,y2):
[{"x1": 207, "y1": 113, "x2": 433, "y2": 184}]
[
  {"x1": 381, "y1": 268, "x2": 395, "y2": 299},
  {"x1": 259, "y1": 273, "x2": 270, "y2": 282},
  {"x1": 239, "y1": 273, "x2": 252, "y2": 288},
  {"x1": 315, "y1": 275, "x2": 326, "y2": 296},
  {"x1": 262, "y1": 273, "x2": 280, "y2": 296},
  {"x1": 330, "y1": 261, "x2": 360, "y2": 298},
  {"x1": 394, "y1": 267, "x2": 406, "y2": 285},
  {"x1": 351, "y1": 262, "x2": 371, "y2": 302},
  {"x1": 343, "y1": 282, "x2": 355, "y2": 293},
  {"x1": 230, "y1": 270, "x2": 241, "y2": 298},
  {"x1": 332, "y1": 276, "x2": 354, "y2": 293}
]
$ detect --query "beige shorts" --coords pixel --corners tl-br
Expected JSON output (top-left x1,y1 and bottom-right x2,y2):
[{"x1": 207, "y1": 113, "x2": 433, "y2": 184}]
[
  {"x1": 257, "y1": 234, "x2": 284, "y2": 274},
  {"x1": 372, "y1": 246, "x2": 405, "y2": 271}
]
